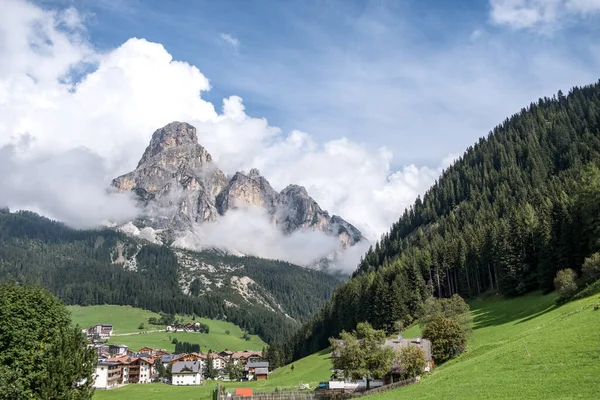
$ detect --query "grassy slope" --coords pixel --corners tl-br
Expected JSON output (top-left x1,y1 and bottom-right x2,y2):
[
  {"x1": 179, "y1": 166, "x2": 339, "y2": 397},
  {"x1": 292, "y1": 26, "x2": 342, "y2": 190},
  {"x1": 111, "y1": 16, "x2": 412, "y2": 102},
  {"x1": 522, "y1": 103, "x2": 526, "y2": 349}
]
[
  {"x1": 369, "y1": 292, "x2": 600, "y2": 400},
  {"x1": 69, "y1": 305, "x2": 265, "y2": 353}
]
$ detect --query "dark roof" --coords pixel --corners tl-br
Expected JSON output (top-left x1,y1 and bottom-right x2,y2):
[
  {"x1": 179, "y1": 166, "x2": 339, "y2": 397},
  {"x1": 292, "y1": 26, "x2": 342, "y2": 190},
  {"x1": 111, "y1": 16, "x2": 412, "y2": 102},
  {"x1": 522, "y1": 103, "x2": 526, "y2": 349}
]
[
  {"x1": 98, "y1": 360, "x2": 121, "y2": 366},
  {"x1": 384, "y1": 338, "x2": 432, "y2": 361},
  {"x1": 172, "y1": 361, "x2": 202, "y2": 374},
  {"x1": 161, "y1": 354, "x2": 183, "y2": 362},
  {"x1": 246, "y1": 361, "x2": 269, "y2": 369}
]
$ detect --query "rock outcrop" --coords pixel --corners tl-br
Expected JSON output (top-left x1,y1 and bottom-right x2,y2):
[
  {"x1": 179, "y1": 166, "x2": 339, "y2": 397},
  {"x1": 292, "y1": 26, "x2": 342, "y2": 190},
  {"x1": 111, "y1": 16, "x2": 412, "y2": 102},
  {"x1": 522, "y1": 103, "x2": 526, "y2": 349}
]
[{"x1": 111, "y1": 121, "x2": 363, "y2": 259}]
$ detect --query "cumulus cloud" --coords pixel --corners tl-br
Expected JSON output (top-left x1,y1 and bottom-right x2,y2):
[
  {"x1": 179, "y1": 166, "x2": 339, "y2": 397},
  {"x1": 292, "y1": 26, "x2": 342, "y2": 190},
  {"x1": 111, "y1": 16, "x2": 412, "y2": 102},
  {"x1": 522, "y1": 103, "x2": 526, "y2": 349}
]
[
  {"x1": 489, "y1": 0, "x2": 600, "y2": 30},
  {"x1": 0, "y1": 142, "x2": 139, "y2": 228},
  {"x1": 220, "y1": 33, "x2": 240, "y2": 50},
  {"x1": 0, "y1": 0, "x2": 449, "y2": 269}
]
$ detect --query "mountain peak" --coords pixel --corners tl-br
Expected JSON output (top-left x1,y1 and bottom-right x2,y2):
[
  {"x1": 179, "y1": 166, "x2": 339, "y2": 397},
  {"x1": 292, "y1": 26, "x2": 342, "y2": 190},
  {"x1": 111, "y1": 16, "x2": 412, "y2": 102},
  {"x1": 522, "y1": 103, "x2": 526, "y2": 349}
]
[
  {"x1": 137, "y1": 121, "x2": 208, "y2": 168},
  {"x1": 248, "y1": 168, "x2": 261, "y2": 178}
]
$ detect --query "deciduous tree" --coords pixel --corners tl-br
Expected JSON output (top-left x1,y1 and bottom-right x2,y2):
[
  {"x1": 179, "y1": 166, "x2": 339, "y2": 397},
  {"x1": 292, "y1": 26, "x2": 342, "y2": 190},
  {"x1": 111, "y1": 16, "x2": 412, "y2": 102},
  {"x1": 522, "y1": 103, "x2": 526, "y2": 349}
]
[
  {"x1": 0, "y1": 284, "x2": 96, "y2": 399},
  {"x1": 422, "y1": 317, "x2": 466, "y2": 363}
]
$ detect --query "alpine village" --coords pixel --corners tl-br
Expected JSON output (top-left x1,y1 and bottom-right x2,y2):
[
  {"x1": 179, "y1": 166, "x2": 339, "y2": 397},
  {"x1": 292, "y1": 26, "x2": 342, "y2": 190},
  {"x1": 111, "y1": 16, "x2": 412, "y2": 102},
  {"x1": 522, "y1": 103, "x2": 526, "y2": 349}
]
[{"x1": 1, "y1": 1, "x2": 600, "y2": 400}]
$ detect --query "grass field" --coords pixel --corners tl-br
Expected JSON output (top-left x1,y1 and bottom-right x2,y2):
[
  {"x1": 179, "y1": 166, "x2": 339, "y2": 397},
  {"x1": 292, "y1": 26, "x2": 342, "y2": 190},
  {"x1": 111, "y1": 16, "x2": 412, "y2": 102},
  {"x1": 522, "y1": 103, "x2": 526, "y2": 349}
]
[
  {"x1": 93, "y1": 291, "x2": 600, "y2": 399},
  {"x1": 368, "y1": 291, "x2": 600, "y2": 400},
  {"x1": 69, "y1": 305, "x2": 162, "y2": 334},
  {"x1": 106, "y1": 330, "x2": 264, "y2": 354},
  {"x1": 68, "y1": 305, "x2": 265, "y2": 353}
]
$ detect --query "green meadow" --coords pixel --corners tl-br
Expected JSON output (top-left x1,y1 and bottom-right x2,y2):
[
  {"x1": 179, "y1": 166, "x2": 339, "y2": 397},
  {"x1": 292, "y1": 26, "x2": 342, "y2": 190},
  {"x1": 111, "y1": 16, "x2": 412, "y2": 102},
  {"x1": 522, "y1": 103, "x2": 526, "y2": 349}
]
[
  {"x1": 368, "y1": 292, "x2": 600, "y2": 399},
  {"x1": 68, "y1": 305, "x2": 265, "y2": 353},
  {"x1": 93, "y1": 291, "x2": 600, "y2": 399}
]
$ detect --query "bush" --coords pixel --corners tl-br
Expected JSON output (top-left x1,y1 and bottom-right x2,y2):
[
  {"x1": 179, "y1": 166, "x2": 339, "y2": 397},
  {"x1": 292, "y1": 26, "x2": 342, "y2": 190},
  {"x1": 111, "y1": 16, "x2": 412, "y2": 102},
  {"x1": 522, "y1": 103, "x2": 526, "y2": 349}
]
[
  {"x1": 418, "y1": 295, "x2": 473, "y2": 337},
  {"x1": 554, "y1": 269, "x2": 578, "y2": 300},
  {"x1": 398, "y1": 344, "x2": 426, "y2": 379},
  {"x1": 582, "y1": 253, "x2": 600, "y2": 283},
  {"x1": 138, "y1": 322, "x2": 145, "y2": 330},
  {"x1": 225, "y1": 330, "x2": 230, "y2": 335},
  {"x1": 571, "y1": 279, "x2": 600, "y2": 301},
  {"x1": 422, "y1": 317, "x2": 466, "y2": 363}
]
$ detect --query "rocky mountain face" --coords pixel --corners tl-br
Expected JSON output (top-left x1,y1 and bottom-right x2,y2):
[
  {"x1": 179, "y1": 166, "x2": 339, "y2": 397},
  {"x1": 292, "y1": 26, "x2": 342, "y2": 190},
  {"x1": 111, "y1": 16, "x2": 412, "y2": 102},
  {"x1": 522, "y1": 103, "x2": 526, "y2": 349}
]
[{"x1": 111, "y1": 122, "x2": 363, "y2": 261}]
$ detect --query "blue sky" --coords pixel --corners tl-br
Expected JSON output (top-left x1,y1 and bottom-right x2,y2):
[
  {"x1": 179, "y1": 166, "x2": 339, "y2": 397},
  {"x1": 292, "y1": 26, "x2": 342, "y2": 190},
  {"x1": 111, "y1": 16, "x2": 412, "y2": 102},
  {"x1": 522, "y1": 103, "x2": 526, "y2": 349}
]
[
  {"x1": 32, "y1": 0, "x2": 600, "y2": 167},
  {"x1": 2, "y1": 0, "x2": 600, "y2": 253}
]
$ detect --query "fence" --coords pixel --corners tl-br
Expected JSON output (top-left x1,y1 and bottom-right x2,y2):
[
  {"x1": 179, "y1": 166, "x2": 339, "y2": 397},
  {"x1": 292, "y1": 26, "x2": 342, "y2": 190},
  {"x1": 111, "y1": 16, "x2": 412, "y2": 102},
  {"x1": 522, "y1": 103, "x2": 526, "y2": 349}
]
[{"x1": 215, "y1": 378, "x2": 417, "y2": 400}]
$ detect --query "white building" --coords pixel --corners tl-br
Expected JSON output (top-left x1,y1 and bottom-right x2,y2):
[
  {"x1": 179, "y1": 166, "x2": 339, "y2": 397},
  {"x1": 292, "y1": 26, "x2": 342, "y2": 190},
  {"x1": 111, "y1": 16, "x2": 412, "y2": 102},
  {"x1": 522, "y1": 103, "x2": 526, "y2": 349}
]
[
  {"x1": 213, "y1": 356, "x2": 225, "y2": 371},
  {"x1": 138, "y1": 358, "x2": 153, "y2": 384},
  {"x1": 171, "y1": 361, "x2": 203, "y2": 386},
  {"x1": 93, "y1": 360, "x2": 122, "y2": 389},
  {"x1": 85, "y1": 324, "x2": 113, "y2": 340}
]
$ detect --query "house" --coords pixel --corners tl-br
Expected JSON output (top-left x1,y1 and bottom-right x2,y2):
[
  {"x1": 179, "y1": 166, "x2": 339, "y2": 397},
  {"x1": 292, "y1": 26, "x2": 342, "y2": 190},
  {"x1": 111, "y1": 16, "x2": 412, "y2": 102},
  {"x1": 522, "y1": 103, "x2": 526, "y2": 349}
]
[
  {"x1": 165, "y1": 353, "x2": 206, "y2": 372},
  {"x1": 89, "y1": 343, "x2": 110, "y2": 358},
  {"x1": 127, "y1": 357, "x2": 154, "y2": 384},
  {"x1": 231, "y1": 350, "x2": 263, "y2": 365},
  {"x1": 161, "y1": 353, "x2": 184, "y2": 368},
  {"x1": 180, "y1": 353, "x2": 204, "y2": 362},
  {"x1": 108, "y1": 355, "x2": 135, "y2": 384},
  {"x1": 244, "y1": 361, "x2": 269, "y2": 380},
  {"x1": 171, "y1": 360, "x2": 203, "y2": 386},
  {"x1": 93, "y1": 360, "x2": 122, "y2": 389},
  {"x1": 85, "y1": 324, "x2": 113, "y2": 340},
  {"x1": 331, "y1": 337, "x2": 433, "y2": 386},
  {"x1": 384, "y1": 338, "x2": 433, "y2": 369},
  {"x1": 254, "y1": 367, "x2": 269, "y2": 381},
  {"x1": 207, "y1": 353, "x2": 226, "y2": 371},
  {"x1": 138, "y1": 347, "x2": 167, "y2": 356},
  {"x1": 109, "y1": 344, "x2": 128, "y2": 356},
  {"x1": 218, "y1": 350, "x2": 234, "y2": 359}
]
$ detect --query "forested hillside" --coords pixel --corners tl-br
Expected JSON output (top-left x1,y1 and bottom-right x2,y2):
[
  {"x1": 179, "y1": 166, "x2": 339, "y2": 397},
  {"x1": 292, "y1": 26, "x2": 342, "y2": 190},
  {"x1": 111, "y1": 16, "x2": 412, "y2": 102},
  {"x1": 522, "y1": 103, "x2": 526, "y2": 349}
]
[
  {"x1": 0, "y1": 210, "x2": 341, "y2": 342},
  {"x1": 274, "y1": 81, "x2": 600, "y2": 364}
]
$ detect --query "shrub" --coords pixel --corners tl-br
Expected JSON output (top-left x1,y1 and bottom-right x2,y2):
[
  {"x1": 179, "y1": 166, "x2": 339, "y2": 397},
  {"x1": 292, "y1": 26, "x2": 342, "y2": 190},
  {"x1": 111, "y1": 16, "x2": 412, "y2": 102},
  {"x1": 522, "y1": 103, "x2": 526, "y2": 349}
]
[
  {"x1": 582, "y1": 253, "x2": 600, "y2": 283},
  {"x1": 398, "y1": 344, "x2": 426, "y2": 379},
  {"x1": 554, "y1": 269, "x2": 578, "y2": 300},
  {"x1": 422, "y1": 317, "x2": 466, "y2": 363},
  {"x1": 419, "y1": 294, "x2": 473, "y2": 337}
]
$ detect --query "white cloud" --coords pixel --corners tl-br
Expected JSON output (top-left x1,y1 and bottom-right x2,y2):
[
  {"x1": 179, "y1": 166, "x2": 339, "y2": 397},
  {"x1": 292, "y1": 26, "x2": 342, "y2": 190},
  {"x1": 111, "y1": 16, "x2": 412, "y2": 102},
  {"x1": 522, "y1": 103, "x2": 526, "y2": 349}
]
[
  {"x1": 220, "y1": 33, "x2": 240, "y2": 50},
  {"x1": 0, "y1": 0, "x2": 452, "y2": 270},
  {"x1": 489, "y1": 0, "x2": 600, "y2": 29},
  {"x1": 0, "y1": 142, "x2": 140, "y2": 228},
  {"x1": 173, "y1": 207, "x2": 340, "y2": 266}
]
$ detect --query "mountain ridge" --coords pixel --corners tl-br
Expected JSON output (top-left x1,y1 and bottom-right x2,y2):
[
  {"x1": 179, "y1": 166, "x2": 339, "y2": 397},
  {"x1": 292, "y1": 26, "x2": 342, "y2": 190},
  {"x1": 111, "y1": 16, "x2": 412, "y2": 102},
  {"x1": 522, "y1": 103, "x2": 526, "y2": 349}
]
[{"x1": 111, "y1": 121, "x2": 363, "y2": 266}]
